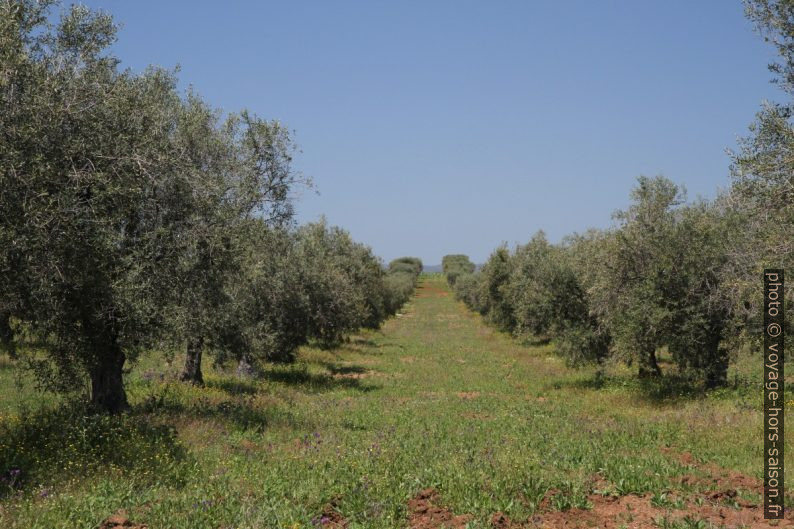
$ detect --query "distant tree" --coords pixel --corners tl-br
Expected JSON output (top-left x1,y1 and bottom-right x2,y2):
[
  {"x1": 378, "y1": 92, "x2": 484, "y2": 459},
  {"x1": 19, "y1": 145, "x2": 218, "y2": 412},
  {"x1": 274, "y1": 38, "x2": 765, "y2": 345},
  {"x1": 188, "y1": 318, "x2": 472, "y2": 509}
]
[
  {"x1": 389, "y1": 257, "x2": 423, "y2": 276},
  {"x1": 383, "y1": 257, "x2": 422, "y2": 314},
  {"x1": 172, "y1": 105, "x2": 304, "y2": 385},
  {"x1": 586, "y1": 176, "x2": 685, "y2": 378},
  {"x1": 453, "y1": 232, "x2": 611, "y2": 370},
  {"x1": 555, "y1": 231, "x2": 613, "y2": 370},
  {"x1": 349, "y1": 242, "x2": 390, "y2": 330},
  {"x1": 665, "y1": 202, "x2": 734, "y2": 387},
  {"x1": 505, "y1": 232, "x2": 557, "y2": 338},
  {"x1": 294, "y1": 221, "x2": 381, "y2": 349},
  {"x1": 479, "y1": 246, "x2": 515, "y2": 332},
  {"x1": 211, "y1": 223, "x2": 307, "y2": 373},
  {"x1": 383, "y1": 273, "x2": 417, "y2": 314},
  {"x1": 587, "y1": 176, "x2": 734, "y2": 385},
  {"x1": 453, "y1": 272, "x2": 485, "y2": 312},
  {"x1": 442, "y1": 254, "x2": 475, "y2": 286}
]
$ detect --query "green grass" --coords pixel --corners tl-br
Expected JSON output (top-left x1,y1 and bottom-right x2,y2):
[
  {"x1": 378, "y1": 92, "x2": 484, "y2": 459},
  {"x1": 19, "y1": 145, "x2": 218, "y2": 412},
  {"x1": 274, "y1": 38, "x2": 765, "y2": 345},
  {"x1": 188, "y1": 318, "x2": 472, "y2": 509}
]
[{"x1": 0, "y1": 276, "x2": 790, "y2": 528}]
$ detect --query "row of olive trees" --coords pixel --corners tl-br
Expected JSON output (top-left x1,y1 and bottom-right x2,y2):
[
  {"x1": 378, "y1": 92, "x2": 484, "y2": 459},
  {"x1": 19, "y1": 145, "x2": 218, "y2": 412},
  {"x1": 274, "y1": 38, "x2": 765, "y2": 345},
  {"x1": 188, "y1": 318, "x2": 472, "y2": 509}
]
[
  {"x1": 385, "y1": 257, "x2": 423, "y2": 313},
  {"x1": 179, "y1": 222, "x2": 421, "y2": 385},
  {"x1": 0, "y1": 1, "x2": 417, "y2": 411},
  {"x1": 452, "y1": 0, "x2": 794, "y2": 388},
  {"x1": 454, "y1": 177, "x2": 741, "y2": 386},
  {"x1": 441, "y1": 255, "x2": 475, "y2": 286}
]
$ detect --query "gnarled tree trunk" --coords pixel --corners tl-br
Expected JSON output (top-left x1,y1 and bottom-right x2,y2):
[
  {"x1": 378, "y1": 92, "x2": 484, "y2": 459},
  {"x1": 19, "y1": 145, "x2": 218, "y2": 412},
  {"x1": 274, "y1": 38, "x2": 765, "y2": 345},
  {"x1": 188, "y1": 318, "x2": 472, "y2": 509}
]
[
  {"x1": 236, "y1": 352, "x2": 257, "y2": 378},
  {"x1": 638, "y1": 348, "x2": 661, "y2": 378},
  {"x1": 90, "y1": 341, "x2": 129, "y2": 413},
  {"x1": 0, "y1": 310, "x2": 16, "y2": 359},
  {"x1": 180, "y1": 336, "x2": 204, "y2": 385},
  {"x1": 703, "y1": 324, "x2": 729, "y2": 388}
]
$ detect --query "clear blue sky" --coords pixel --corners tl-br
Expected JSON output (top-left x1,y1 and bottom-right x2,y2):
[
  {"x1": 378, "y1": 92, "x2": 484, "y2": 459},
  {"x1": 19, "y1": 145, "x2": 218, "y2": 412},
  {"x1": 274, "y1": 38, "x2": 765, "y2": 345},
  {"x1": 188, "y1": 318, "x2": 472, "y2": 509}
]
[{"x1": 68, "y1": 1, "x2": 779, "y2": 265}]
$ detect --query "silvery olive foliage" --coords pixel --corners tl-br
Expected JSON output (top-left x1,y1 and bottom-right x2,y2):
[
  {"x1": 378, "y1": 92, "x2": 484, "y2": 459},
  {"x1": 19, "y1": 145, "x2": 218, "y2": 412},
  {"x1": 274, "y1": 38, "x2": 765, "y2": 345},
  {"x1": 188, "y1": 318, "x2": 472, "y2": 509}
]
[
  {"x1": 725, "y1": 0, "x2": 794, "y2": 338},
  {"x1": 456, "y1": 177, "x2": 740, "y2": 387},
  {"x1": 210, "y1": 221, "x2": 418, "y2": 376},
  {"x1": 0, "y1": 1, "x2": 415, "y2": 410},
  {"x1": 1, "y1": 1, "x2": 200, "y2": 411},
  {"x1": 384, "y1": 257, "x2": 422, "y2": 315},
  {"x1": 449, "y1": 2, "x2": 794, "y2": 387},
  {"x1": 441, "y1": 254, "x2": 475, "y2": 286}
]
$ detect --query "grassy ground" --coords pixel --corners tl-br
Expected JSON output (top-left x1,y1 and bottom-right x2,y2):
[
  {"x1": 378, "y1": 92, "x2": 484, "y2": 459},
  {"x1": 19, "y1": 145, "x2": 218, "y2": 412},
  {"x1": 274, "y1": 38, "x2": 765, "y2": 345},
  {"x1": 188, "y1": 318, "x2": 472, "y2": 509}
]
[{"x1": 0, "y1": 276, "x2": 790, "y2": 528}]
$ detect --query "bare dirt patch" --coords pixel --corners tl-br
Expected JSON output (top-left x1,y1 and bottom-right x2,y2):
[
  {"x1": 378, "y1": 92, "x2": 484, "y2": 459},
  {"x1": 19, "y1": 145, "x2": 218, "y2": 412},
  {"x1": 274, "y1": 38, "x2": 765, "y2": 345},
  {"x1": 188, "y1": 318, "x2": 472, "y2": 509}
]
[
  {"x1": 456, "y1": 391, "x2": 480, "y2": 400},
  {"x1": 533, "y1": 491, "x2": 793, "y2": 528},
  {"x1": 461, "y1": 412, "x2": 491, "y2": 420},
  {"x1": 99, "y1": 510, "x2": 147, "y2": 529},
  {"x1": 488, "y1": 490, "x2": 793, "y2": 528},
  {"x1": 491, "y1": 511, "x2": 525, "y2": 529},
  {"x1": 314, "y1": 501, "x2": 349, "y2": 528},
  {"x1": 519, "y1": 455, "x2": 793, "y2": 529},
  {"x1": 416, "y1": 283, "x2": 448, "y2": 298},
  {"x1": 661, "y1": 446, "x2": 764, "y2": 498},
  {"x1": 408, "y1": 488, "x2": 472, "y2": 529},
  {"x1": 238, "y1": 439, "x2": 260, "y2": 453}
]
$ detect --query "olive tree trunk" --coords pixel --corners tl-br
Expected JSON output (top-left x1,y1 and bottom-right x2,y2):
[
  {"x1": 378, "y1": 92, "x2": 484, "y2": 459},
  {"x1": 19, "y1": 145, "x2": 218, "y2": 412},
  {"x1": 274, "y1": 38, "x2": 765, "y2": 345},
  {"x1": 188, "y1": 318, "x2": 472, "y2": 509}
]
[
  {"x1": 236, "y1": 352, "x2": 258, "y2": 378},
  {"x1": 90, "y1": 342, "x2": 129, "y2": 413},
  {"x1": 180, "y1": 336, "x2": 204, "y2": 385},
  {"x1": 638, "y1": 348, "x2": 661, "y2": 378},
  {"x1": 0, "y1": 310, "x2": 16, "y2": 359},
  {"x1": 703, "y1": 330, "x2": 729, "y2": 389}
]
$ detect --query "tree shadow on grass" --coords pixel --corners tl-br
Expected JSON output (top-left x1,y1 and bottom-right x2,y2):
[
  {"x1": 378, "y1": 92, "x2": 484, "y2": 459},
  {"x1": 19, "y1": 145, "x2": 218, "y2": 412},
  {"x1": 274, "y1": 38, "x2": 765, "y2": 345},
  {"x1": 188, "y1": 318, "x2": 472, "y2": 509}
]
[
  {"x1": 262, "y1": 364, "x2": 378, "y2": 394},
  {"x1": 348, "y1": 337, "x2": 378, "y2": 347},
  {"x1": 551, "y1": 372, "x2": 758, "y2": 405},
  {"x1": 137, "y1": 394, "x2": 305, "y2": 431},
  {"x1": 131, "y1": 363, "x2": 374, "y2": 435},
  {"x1": 329, "y1": 334, "x2": 408, "y2": 356},
  {"x1": 135, "y1": 384, "x2": 307, "y2": 433},
  {"x1": 344, "y1": 340, "x2": 406, "y2": 357},
  {"x1": 204, "y1": 377, "x2": 258, "y2": 396},
  {"x1": 518, "y1": 336, "x2": 552, "y2": 347},
  {"x1": 320, "y1": 362, "x2": 369, "y2": 376},
  {"x1": 0, "y1": 400, "x2": 191, "y2": 499}
]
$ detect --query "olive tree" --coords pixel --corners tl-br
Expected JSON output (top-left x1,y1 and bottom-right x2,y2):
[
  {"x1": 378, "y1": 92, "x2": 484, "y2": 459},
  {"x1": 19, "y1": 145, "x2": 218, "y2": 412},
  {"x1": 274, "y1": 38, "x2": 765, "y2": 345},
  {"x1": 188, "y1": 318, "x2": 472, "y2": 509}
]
[
  {"x1": 172, "y1": 106, "x2": 304, "y2": 385},
  {"x1": 211, "y1": 222, "x2": 308, "y2": 374},
  {"x1": 505, "y1": 232, "x2": 558, "y2": 339},
  {"x1": 0, "y1": 1, "x2": 309, "y2": 408},
  {"x1": 389, "y1": 257, "x2": 423, "y2": 276},
  {"x1": 553, "y1": 231, "x2": 613, "y2": 370},
  {"x1": 724, "y1": 0, "x2": 794, "y2": 342},
  {"x1": 383, "y1": 257, "x2": 422, "y2": 314},
  {"x1": 664, "y1": 202, "x2": 734, "y2": 386},
  {"x1": 295, "y1": 221, "x2": 381, "y2": 349},
  {"x1": 588, "y1": 176, "x2": 734, "y2": 385},
  {"x1": 478, "y1": 246, "x2": 515, "y2": 332},
  {"x1": 453, "y1": 271, "x2": 486, "y2": 312},
  {"x1": 586, "y1": 176, "x2": 685, "y2": 378},
  {"x1": 383, "y1": 273, "x2": 416, "y2": 314},
  {"x1": 442, "y1": 254, "x2": 475, "y2": 286},
  {"x1": 0, "y1": 2, "x2": 202, "y2": 411}
]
